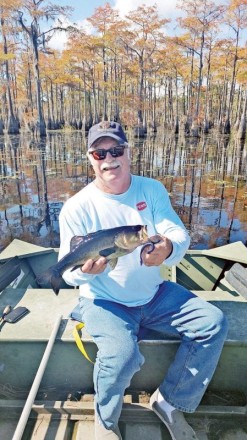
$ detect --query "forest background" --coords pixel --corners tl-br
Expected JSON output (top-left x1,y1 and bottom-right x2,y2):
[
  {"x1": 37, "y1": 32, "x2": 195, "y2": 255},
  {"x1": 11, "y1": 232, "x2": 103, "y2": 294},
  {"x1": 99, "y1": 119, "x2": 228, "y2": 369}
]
[
  {"x1": 0, "y1": 0, "x2": 247, "y2": 139},
  {"x1": 0, "y1": 0, "x2": 246, "y2": 252}
]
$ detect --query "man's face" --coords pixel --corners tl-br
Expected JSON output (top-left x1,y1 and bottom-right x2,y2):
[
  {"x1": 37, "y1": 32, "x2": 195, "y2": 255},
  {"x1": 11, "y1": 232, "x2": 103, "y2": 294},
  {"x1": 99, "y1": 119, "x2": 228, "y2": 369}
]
[{"x1": 88, "y1": 137, "x2": 131, "y2": 194}]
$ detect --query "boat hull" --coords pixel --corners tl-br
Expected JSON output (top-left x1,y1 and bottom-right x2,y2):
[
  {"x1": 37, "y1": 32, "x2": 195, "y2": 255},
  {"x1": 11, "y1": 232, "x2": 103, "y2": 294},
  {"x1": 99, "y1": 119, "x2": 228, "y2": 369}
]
[{"x1": 0, "y1": 239, "x2": 247, "y2": 439}]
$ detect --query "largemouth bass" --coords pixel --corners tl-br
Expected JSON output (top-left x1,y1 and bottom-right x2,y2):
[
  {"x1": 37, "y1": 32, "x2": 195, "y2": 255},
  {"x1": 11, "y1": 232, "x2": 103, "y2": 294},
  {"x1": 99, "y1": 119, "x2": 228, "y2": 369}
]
[{"x1": 36, "y1": 225, "x2": 149, "y2": 294}]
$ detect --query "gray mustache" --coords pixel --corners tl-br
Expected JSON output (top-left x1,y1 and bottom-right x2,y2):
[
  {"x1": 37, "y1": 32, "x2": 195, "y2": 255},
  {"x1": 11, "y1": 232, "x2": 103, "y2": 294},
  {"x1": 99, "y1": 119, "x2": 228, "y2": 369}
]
[{"x1": 100, "y1": 161, "x2": 120, "y2": 170}]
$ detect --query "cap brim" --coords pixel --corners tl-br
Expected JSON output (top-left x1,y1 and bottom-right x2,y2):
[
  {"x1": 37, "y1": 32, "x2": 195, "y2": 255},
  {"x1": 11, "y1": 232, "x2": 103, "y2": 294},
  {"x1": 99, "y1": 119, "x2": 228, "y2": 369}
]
[{"x1": 88, "y1": 133, "x2": 126, "y2": 149}]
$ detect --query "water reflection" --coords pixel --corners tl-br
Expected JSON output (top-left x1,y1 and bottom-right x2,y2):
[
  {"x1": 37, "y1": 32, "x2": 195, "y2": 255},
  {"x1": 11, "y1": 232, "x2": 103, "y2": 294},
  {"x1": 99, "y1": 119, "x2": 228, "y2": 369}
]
[{"x1": 0, "y1": 131, "x2": 246, "y2": 251}]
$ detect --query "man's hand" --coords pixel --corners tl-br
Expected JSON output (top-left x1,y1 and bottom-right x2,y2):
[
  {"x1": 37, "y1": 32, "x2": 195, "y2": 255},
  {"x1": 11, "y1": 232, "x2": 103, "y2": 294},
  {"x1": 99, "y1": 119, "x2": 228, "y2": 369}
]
[
  {"x1": 80, "y1": 257, "x2": 107, "y2": 274},
  {"x1": 141, "y1": 236, "x2": 173, "y2": 267}
]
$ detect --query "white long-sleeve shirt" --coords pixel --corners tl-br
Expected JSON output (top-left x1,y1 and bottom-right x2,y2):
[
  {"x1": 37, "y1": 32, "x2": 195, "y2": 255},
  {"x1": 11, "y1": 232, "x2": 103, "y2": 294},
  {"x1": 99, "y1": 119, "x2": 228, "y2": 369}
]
[{"x1": 58, "y1": 175, "x2": 190, "y2": 306}]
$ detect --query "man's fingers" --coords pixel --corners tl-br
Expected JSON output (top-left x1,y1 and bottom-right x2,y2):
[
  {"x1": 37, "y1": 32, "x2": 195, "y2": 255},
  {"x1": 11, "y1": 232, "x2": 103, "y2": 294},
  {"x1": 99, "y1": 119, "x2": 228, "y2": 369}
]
[
  {"x1": 141, "y1": 237, "x2": 173, "y2": 266},
  {"x1": 93, "y1": 257, "x2": 107, "y2": 271},
  {"x1": 81, "y1": 257, "x2": 107, "y2": 274}
]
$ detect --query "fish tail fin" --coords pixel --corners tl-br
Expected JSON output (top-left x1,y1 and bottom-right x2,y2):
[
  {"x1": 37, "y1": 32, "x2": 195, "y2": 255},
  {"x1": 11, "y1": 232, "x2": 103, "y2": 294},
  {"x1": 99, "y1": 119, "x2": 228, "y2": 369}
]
[{"x1": 36, "y1": 267, "x2": 62, "y2": 295}]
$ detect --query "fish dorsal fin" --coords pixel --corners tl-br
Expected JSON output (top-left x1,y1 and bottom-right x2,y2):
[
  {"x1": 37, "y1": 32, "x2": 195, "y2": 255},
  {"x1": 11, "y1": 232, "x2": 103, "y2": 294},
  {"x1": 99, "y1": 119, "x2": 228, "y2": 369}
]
[
  {"x1": 70, "y1": 231, "x2": 100, "y2": 252},
  {"x1": 70, "y1": 236, "x2": 86, "y2": 251}
]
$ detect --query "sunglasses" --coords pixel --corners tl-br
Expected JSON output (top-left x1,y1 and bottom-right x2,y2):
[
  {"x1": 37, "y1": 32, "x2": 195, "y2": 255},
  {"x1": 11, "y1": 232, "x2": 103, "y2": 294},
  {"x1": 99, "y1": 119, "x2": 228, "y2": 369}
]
[{"x1": 89, "y1": 145, "x2": 126, "y2": 160}]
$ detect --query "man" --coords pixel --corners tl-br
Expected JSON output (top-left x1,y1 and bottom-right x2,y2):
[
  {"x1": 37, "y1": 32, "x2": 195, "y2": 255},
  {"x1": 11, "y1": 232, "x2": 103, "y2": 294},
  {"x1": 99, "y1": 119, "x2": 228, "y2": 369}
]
[{"x1": 59, "y1": 121, "x2": 228, "y2": 440}]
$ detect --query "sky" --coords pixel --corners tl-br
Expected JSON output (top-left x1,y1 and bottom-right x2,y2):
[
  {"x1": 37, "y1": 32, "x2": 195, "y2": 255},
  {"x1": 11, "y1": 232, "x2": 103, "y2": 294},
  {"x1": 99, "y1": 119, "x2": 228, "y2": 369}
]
[
  {"x1": 58, "y1": 0, "x2": 179, "y2": 22},
  {"x1": 49, "y1": 0, "x2": 182, "y2": 50},
  {"x1": 49, "y1": 0, "x2": 247, "y2": 50}
]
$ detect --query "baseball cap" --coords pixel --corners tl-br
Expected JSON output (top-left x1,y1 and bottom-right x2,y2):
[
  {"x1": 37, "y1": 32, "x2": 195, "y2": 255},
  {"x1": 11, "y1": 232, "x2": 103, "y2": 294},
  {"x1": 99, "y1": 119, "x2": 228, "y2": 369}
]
[{"x1": 88, "y1": 121, "x2": 128, "y2": 149}]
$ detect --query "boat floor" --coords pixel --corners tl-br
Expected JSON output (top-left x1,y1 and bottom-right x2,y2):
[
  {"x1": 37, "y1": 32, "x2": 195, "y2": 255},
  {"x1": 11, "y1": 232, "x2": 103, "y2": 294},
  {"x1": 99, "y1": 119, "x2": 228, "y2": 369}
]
[
  {"x1": 0, "y1": 238, "x2": 247, "y2": 439},
  {"x1": 0, "y1": 393, "x2": 247, "y2": 440},
  {"x1": 1, "y1": 288, "x2": 247, "y2": 439},
  {"x1": 1, "y1": 394, "x2": 247, "y2": 440}
]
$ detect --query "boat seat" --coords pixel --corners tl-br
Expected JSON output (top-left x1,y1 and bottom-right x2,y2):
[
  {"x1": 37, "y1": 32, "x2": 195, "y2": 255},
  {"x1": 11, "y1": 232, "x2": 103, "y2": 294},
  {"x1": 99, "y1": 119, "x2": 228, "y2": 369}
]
[
  {"x1": 0, "y1": 257, "x2": 21, "y2": 292},
  {"x1": 225, "y1": 263, "x2": 247, "y2": 298}
]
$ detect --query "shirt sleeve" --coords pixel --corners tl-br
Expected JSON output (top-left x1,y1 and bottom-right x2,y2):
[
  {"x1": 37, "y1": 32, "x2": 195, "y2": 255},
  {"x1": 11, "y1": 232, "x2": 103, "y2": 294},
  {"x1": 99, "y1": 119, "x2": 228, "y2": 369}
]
[{"x1": 151, "y1": 181, "x2": 190, "y2": 266}]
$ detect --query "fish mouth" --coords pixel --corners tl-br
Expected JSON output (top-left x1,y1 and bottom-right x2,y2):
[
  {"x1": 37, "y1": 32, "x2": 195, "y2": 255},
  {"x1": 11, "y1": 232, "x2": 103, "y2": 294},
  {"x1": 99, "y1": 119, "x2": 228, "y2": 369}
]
[{"x1": 139, "y1": 225, "x2": 149, "y2": 242}]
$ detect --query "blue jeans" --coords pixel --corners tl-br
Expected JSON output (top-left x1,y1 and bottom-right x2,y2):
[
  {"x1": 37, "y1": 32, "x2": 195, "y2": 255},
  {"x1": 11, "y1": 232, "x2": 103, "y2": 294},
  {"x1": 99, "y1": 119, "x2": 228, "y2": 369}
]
[{"x1": 79, "y1": 281, "x2": 228, "y2": 429}]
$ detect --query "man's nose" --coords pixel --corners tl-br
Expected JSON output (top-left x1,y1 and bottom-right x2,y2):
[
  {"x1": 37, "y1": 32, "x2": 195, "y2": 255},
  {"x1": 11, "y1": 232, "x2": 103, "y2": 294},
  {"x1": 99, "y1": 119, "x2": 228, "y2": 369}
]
[{"x1": 105, "y1": 151, "x2": 114, "y2": 159}]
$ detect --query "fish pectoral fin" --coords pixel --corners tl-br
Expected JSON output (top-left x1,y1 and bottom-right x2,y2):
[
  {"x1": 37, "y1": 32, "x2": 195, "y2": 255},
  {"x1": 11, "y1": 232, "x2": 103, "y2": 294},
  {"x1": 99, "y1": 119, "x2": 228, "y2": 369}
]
[
  {"x1": 108, "y1": 258, "x2": 118, "y2": 270},
  {"x1": 99, "y1": 247, "x2": 116, "y2": 258},
  {"x1": 70, "y1": 265, "x2": 82, "y2": 272}
]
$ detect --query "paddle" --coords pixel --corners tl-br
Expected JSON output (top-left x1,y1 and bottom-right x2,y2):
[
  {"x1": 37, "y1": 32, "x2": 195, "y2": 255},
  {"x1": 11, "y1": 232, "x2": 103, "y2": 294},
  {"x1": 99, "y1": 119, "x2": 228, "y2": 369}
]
[
  {"x1": 0, "y1": 306, "x2": 29, "y2": 328},
  {"x1": 0, "y1": 305, "x2": 12, "y2": 324}
]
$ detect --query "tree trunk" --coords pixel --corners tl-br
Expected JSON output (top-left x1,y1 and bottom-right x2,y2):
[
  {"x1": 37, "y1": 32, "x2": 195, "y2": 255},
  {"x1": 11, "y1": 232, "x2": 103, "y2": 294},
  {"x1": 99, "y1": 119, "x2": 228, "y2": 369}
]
[
  {"x1": 195, "y1": 29, "x2": 205, "y2": 121},
  {"x1": 203, "y1": 40, "x2": 212, "y2": 134},
  {"x1": 29, "y1": 21, "x2": 46, "y2": 137},
  {"x1": 0, "y1": 119, "x2": 4, "y2": 135},
  {"x1": 237, "y1": 89, "x2": 247, "y2": 140},
  {"x1": 1, "y1": 17, "x2": 19, "y2": 134},
  {"x1": 137, "y1": 53, "x2": 145, "y2": 127},
  {"x1": 224, "y1": 29, "x2": 239, "y2": 134},
  {"x1": 102, "y1": 46, "x2": 108, "y2": 121}
]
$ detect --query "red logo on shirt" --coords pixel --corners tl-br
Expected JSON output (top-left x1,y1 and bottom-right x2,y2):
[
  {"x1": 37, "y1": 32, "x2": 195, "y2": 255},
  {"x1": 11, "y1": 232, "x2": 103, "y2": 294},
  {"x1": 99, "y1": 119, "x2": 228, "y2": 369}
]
[{"x1": 136, "y1": 201, "x2": 147, "y2": 211}]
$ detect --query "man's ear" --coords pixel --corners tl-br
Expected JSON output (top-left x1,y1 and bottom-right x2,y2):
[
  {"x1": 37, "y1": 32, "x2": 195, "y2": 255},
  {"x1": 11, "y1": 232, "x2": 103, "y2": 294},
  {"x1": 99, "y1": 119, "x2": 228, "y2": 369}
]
[{"x1": 87, "y1": 151, "x2": 93, "y2": 165}]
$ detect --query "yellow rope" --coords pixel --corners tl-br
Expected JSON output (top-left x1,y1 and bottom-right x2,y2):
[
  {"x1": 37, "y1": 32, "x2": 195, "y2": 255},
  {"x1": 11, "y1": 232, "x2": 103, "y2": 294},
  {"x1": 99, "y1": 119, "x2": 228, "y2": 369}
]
[{"x1": 73, "y1": 322, "x2": 95, "y2": 364}]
